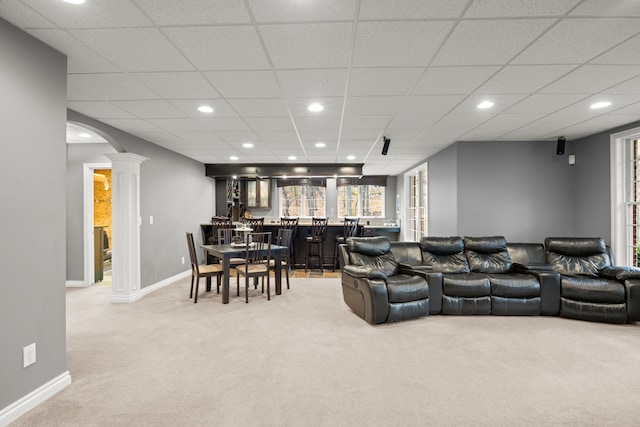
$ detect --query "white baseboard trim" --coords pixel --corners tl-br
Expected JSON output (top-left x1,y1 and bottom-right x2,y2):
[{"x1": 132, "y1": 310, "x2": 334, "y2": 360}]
[
  {"x1": 65, "y1": 280, "x2": 89, "y2": 288},
  {"x1": 0, "y1": 371, "x2": 71, "y2": 427},
  {"x1": 110, "y1": 270, "x2": 190, "y2": 303},
  {"x1": 140, "y1": 270, "x2": 191, "y2": 298}
]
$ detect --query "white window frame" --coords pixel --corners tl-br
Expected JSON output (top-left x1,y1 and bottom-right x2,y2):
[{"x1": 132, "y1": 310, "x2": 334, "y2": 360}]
[
  {"x1": 611, "y1": 125, "x2": 640, "y2": 266},
  {"x1": 278, "y1": 185, "x2": 326, "y2": 218},
  {"x1": 336, "y1": 184, "x2": 386, "y2": 218},
  {"x1": 404, "y1": 164, "x2": 428, "y2": 241}
]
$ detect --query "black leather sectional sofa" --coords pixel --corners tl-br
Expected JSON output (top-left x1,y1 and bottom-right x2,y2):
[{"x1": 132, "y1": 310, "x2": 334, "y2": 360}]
[{"x1": 339, "y1": 235, "x2": 640, "y2": 325}]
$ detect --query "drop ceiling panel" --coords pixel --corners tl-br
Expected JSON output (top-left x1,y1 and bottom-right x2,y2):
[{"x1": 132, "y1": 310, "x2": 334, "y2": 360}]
[
  {"x1": 450, "y1": 94, "x2": 529, "y2": 114},
  {"x1": 135, "y1": 0, "x2": 250, "y2": 25},
  {"x1": 29, "y1": 29, "x2": 119, "y2": 73},
  {"x1": 352, "y1": 21, "x2": 454, "y2": 67},
  {"x1": 164, "y1": 26, "x2": 270, "y2": 70},
  {"x1": 69, "y1": 28, "x2": 193, "y2": 72},
  {"x1": 540, "y1": 65, "x2": 640, "y2": 93},
  {"x1": 591, "y1": 34, "x2": 640, "y2": 65},
  {"x1": 168, "y1": 131, "x2": 223, "y2": 143},
  {"x1": 0, "y1": 1, "x2": 56, "y2": 29},
  {"x1": 255, "y1": 131, "x2": 300, "y2": 143},
  {"x1": 358, "y1": 0, "x2": 468, "y2": 20},
  {"x1": 341, "y1": 116, "x2": 392, "y2": 130},
  {"x1": 611, "y1": 104, "x2": 640, "y2": 115},
  {"x1": 549, "y1": 115, "x2": 640, "y2": 139},
  {"x1": 226, "y1": 99, "x2": 290, "y2": 117},
  {"x1": 101, "y1": 119, "x2": 162, "y2": 133},
  {"x1": 570, "y1": 0, "x2": 640, "y2": 17},
  {"x1": 387, "y1": 114, "x2": 443, "y2": 129},
  {"x1": 505, "y1": 94, "x2": 590, "y2": 114},
  {"x1": 412, "y1": 66, "x2": 501, "y2": 95},
  {"x1": 171, "y1": 100, "x2": 239, "y2": 118},
  {"x1": 245, "y1": 118, "x2": 296, "y2": 131},
  {"x1": 249, "y1": 0, "x2": 357, "y2": 22},
  {"x1": 146, "y1": 118, "x2": 207, "y2": 132},
  {"x1": 67, "y1": 74, "x2": 160, "y2": 101},
  {"x1": 67, "y1": 101, "x2": 137, "y2": 119},
  {"x1": 110, "y1": 100, "x2": 187, "y2": 119},
  {"x1": 344, "y1": 96, "x2": 405, "y2": 116},
  {"x1": 276, "y1": 69, "x2": 348, "y2": 98},
  {"x1": 382, "y1": 129, "x2": 432, "y2": 145},
  {"x1": 475, "y1": 65, "x2": 578, "y2": 94},
  {"x1": 297, "y1": 129, "x2": 339, "y2": 142},
  {"x1": 432, "y1": 19, "x2": 555, "y2": 66},
  {"x1": 348, "y1": 68, "x2": 423, "y2": 96},
  {"x1": 260, "y1": 23, "x2": 353, "y2": 69},
  {"x1": 133, "y1": 72, "x2": 220, "y2": 99},
  {"x1": 398, "y1": 95, "x2": 467, "y2": 115},
  {"x1": 295, "y1": 116, "x2": 342, "y2": 131},
  {"x1": 464, "y1": 0, "x2": 580, "y2": 17},
  {"x1": 459, "y1": 114, "x2": 546, "y2": 141},
  {"x1": 21, "y1": 0, "x2": 152, "y2": 28},
  {"x1": 512, "y1": 18, "x2": 640, "y2": 64},
  {"x1": 340, "y1": 128, "x2": 382, "y2": 140},
  {"x1": 213, "y1": 131, "x2": 260, "y2": 143},
  {"x1": 134, "y1": 131, "x2": 185, "y2": 146},
  {"x1": 204, "y1": 71, "x2": 281, "y2": 98},
  {"x1": 288, "y1": 98, "x2": 344, "y2": 117},
  {"x1": 196, "y1": 118, "x2": 251, "y2": 132}
]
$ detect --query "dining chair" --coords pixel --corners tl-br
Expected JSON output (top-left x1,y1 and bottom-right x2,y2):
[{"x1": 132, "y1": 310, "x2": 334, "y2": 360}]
[
  {"x1": 186, "y1": 232, "x2": 223, "y2": 303},
  {"x1": 305, "y1": 217, "x2": 328, "y2": 272},
  {"x1": 209, "y1": 216, "x2": 232, "y2": 263},
  {"x1": 243, "y1": 217, "x2": 264, "y2": 233},
  {"x1": 268, "y1": 228, "x2": 293, "y2": 290},
  {"x1": 280, "y1": 216, "x2": 299, "y2": 268},
  {"x1": 333, "y1": 217, "x2": 359, "y2": 271},
  {"x1": 217, "y1": 228, "x2": 247, "y2": 268},
  {"x1": 236, "y1": 232, "x2": 272, "y2": 303}
]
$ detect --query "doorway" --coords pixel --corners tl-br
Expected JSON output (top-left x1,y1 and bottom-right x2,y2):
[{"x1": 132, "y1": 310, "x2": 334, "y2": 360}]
[{"x1": 83, "y1": 162, "x2": 112, "y2": 286}]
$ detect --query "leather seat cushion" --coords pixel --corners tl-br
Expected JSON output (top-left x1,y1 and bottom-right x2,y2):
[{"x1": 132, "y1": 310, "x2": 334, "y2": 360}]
[
  {"x1": 488, "y1": 273, "x2": 540, "y2": 298},
  {"x1": 442, "y1": 295, "x2": 491, "y2": 315},
  {"x1": 492, "y1": 296, "x2": 540, "y2": 315},
  {"x1": 561, "y1": 276, "x2": 625, "y2": 304},
  {"x1": 442, "y1": 273, "x2": 490, "y2": 297},
  {"x1": 561, "y1": 298, "x2": 627, "y2": 323},
  {"x1": 387, "y1": 299, "x2": 429, "y2": 322},
  {"x1": 386, "y1": 274, "x2": 429, "y2": 303}
]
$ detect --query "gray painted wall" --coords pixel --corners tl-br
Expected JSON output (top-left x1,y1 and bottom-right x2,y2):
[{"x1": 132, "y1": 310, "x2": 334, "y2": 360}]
[
  {"x1": 0, "y1": 18, "x2": 68, "y2": 410},
  {"x1": 67, "y1": 111, "x2": 215, "y2": 288},
  {"x1": 428, "y1": 144, "x2": 459, "y2": 236},
  {"x1": 66, "y1": 143, "x2": 117, "y2": 281},
  {"x1": 427, "y1": 140, "x2": 575, "y2": 242},
  {"x1": 572, "y1": 119, "x2": 640, "y2": 243}
]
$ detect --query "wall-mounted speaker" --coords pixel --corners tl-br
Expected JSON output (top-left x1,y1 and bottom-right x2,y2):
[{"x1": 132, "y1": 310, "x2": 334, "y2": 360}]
[
  {"x1": 382, "y1": 136, "x2": 391, "y2": 155},
  {"x1": 556, "y1": 136, "x2": 566, "y2": 155}
]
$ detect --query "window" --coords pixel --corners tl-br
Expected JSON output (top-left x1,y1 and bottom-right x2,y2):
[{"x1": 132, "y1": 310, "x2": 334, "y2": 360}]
[
  {"x1": 408, "y1": 167, "x2": 428, "y2": 241},
  {"x1": 612, "y1": 126, "x2": 640, "y2": 266},
  {"x1": 337, "y1": 185, "x2": 385, "y2": 217},
  {"x1": 280, "y1": 185, "x2": 325, "y2": 217}
]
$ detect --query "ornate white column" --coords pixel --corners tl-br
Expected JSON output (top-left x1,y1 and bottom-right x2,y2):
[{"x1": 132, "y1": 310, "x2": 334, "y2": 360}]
[{"x1": 105, "y1": 153, "x2": 148, "y2": 303}]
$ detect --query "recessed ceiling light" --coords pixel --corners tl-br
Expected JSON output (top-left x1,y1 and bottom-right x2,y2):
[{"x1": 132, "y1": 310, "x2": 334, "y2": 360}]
[
  {"x1": 242, "y1": 142, "x2": 254, "y2": 148},
  {"x1": 232, "y1": 175, "x2": 238, "y2": 179},
  {"x1": 308, "y1": 103, "x2": 324, "y2": 112},
  {"x1": 288, "y1": 155, "x2": 297, "y2": 160},
  {"x1": 477, "y1": 101, "x2": 494, "y2": 109},
  {"x1": 62, "y1": 0, "x2": 85, "y2": 4},
  {"x1": 78, "y1": 133, "x2": 92, "y2": 138},
  {"x1": 315, "y1": 142, "x2": 326, "y2": 148},
  {"x1": 198, "y1": 105, "x2": 214, "y2": 113},
  {"x1": 590, "y1": 101, "x2": 611, "y2": 109},
  {"x1": 347, "y1": 155, "x2": 356, "y2": 160},
  {"x1": 230, "y1": 156, "x2": 239, "y2": 161}
]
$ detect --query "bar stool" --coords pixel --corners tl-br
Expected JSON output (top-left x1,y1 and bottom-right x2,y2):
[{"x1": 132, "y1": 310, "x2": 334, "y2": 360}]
[
  {"x1": 333, "y1": 217, "x2": 359, "y2": 271},
  {"x1": 280, "y1": 217, "x2": 299, "y2": 269},
  {"x1": 305, "y1": 217, "x2": 328, "y2": 272}
]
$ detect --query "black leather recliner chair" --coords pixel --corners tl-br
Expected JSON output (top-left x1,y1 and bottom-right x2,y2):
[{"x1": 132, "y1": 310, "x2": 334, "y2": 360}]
[
  {"x1": 545, "y1": 237, "x2": 640, "y2": 323},
  {"x1": 340, "y1": 236, "x2": 429, "y2": 324}
]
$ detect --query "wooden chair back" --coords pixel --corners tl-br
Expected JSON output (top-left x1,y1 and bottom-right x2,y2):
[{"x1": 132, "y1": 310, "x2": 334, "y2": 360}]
[
  {"x1": 309, "y1": 217, "x2": 328, "y2": 242},
  {"x1": 244, "y1": 217, "x2": 265, "y2": 233},
  {"x1": 343, "y1": 217, "x2": 360, "y2": 238}
]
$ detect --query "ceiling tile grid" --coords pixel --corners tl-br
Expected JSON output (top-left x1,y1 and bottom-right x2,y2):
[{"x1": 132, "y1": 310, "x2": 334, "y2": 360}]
[{"x1": 3, "y1": 0, "x2": 639, "y2": 177}]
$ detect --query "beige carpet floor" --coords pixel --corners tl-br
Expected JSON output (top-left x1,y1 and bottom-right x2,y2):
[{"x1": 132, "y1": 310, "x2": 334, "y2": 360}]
[{"x1": 12, "y1": 276, "x2": 640, "y2": 427}]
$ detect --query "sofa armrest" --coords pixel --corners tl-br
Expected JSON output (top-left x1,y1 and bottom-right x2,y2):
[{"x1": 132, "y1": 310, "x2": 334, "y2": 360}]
[
  {"x1": 341, "y1": 273, "x2": 389, "y2": 324},
  {"x1": 600, "y1": 266, "x2": 640, "y2": 281},
  {"x1": 624, "y1": 279, "x2": 640, "y2": 322},
  {"x1": 343, "y1": 265, "x2": 388, "y2": 279},
  {"x1": 514, "y1": 265, "x2": 560, "y2": 315}
]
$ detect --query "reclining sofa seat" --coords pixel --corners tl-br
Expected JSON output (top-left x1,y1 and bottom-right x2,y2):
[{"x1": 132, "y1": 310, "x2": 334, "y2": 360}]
[
  {"x1": 417, "y1": 236, "x2": 544, "y2": 315},
  {"x1": 545, "y1": 237, "x2": 640, "y2": 323},
  {"x1": 340, "y1": 236, "x2": 429, "y2": 324}
]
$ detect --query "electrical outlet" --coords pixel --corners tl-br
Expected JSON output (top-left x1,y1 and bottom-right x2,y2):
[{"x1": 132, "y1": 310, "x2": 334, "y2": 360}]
[
  {"x1": 23, "y1": 343, "x2": 36, "y2": 368},
  {"x1": 181, "y1": 256, "x2": 185, "y2": 264},
  {"x1": 149, "y1": 216, "x2": 154, "y2": 225}
]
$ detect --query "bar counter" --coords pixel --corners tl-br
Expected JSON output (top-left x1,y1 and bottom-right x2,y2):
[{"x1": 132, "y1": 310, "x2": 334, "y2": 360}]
[{"x1": 200, "y1": 219, "x2": 400, "y2": 270}]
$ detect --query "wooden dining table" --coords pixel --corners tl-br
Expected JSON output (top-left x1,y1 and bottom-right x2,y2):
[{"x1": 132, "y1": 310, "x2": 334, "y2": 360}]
[{"x1": 201, "y1": 243, "x2": 289, "y2": 304}]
